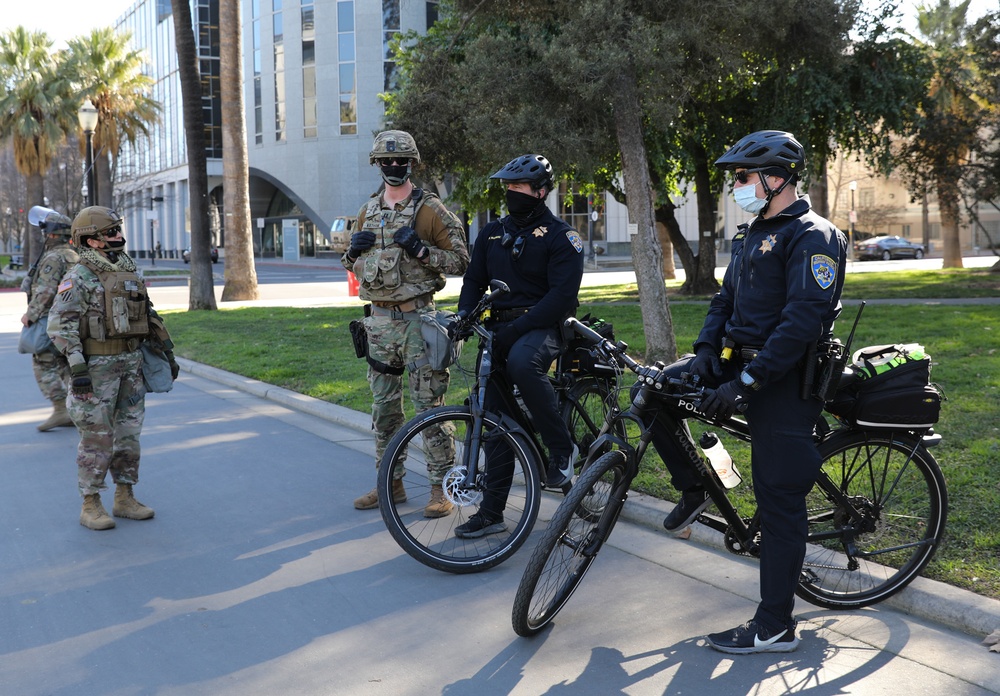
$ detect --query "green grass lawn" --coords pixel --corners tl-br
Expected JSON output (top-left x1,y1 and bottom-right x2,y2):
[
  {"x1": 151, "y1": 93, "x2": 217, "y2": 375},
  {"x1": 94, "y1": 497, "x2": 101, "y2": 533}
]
[{"x1": 163, "y1": 266, "x2": 1000, "y2": 601}]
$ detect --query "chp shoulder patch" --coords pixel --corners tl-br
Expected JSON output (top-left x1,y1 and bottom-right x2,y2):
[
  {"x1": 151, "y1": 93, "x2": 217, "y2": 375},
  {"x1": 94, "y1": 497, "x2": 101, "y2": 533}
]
[
  {"x1": 811, "y1": 254, "x2": 837, "y2": 290},
  {"x1": 565, "y1": 229, "x2": 584, "y2": 253}
]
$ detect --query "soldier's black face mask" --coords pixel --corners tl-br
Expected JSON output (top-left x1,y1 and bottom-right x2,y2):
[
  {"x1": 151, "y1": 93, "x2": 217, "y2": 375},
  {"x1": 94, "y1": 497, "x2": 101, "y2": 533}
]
[{"x1": 379, "y1": 161, "x2": 410, "y2": 186}]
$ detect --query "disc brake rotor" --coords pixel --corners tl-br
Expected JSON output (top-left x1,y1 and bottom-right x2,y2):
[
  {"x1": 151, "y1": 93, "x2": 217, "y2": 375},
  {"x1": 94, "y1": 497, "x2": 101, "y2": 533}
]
[{"x1": 443, "y1": 465, "x2": 483, "y2": 507}]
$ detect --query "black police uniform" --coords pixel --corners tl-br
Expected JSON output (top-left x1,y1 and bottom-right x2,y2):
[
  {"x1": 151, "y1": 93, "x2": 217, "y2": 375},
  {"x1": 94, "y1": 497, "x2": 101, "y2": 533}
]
[
  {"x1": 457, "y1": 207, "x2": 585, "y2": 516},
  {"x1": 652, "y1": 196, "x2": 847, "y2": 635}
]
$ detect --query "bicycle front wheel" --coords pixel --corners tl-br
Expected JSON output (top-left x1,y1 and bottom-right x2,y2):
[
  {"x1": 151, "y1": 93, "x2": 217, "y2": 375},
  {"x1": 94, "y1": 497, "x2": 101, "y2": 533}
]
[
  {"x1": 378, "y1": 405, "x2": 542, "y2": 574},
  {"x1": 512, "y1": 450, "x2": 630, "y2": 636},
  {"x1": 798, "y1": 429, "x2": 948, "y2": 609}
]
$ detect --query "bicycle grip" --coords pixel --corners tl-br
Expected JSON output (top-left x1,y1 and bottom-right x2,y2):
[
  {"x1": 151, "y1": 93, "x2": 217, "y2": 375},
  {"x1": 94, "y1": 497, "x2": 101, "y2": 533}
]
[{"x1": 564, "y1": 317, "x2": 604, "y2": 345}]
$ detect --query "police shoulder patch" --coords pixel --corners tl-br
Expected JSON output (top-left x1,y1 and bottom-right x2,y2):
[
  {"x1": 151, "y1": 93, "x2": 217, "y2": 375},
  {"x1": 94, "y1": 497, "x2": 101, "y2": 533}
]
[
  {"x1": 565, "y1": 229, "x2": 584, "y2": 253},
  {"x1": 811, "y1": 254, "x2": 837, "y2": 290}
]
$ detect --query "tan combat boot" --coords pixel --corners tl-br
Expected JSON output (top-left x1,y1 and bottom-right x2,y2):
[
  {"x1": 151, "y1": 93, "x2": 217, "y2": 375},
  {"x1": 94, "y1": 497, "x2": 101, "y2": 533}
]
[
  {"x1": 37, "y1": 399, "x2": 73, "y2": 432},
  {"x1": 80, "y1": 494, "x2": 116, "y2": 530},
  {"x1": 112, "y1": 484, "x2": 155, "y2": 520},
  {"x1": 353, "y1": 479, "x2": 406, "y2": 510},
  {"x1": 423, "y1": 485, "x2": 453, "y2": 518}
]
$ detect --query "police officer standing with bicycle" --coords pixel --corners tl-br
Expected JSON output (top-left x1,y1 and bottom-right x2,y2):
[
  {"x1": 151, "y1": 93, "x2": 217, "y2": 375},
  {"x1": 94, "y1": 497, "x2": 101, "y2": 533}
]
[
  {"x1": 650, "y1": 131, "x2": 847, "y2": 653},
  {"x1": 453, "y1": 154, "x2": 585, "y2": 538},
  {"x1": 345, "y1": 130, "x2": 469, "y2": 518}
]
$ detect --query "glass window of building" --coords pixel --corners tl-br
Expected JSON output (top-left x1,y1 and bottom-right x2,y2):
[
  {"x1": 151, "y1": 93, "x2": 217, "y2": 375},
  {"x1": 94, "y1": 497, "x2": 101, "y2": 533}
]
[
  {"x1": 253, "y1": 0, "x2": 262, "y2": 144},
  {"x1": 273, "y1": 0, "x2": 286, "y2": 141},
  {"x1": 302, "y1": 0, "x2": 316, "y2": 138},
  {"x1": 338, "y1": 1, "x2": 356, "y2": 135},
  {"x1": 383, "y1": 0, "x2": 400, "y2": 96}
]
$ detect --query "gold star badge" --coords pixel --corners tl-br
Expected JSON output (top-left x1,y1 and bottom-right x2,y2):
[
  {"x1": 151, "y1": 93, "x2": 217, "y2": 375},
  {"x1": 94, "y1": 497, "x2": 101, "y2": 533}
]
[
  {"x1": 533, "y1": 226, "x2": 548, "y2": 237},
  {"x1": 760, "y1": 234, "x2": 777, "y2": 254}
]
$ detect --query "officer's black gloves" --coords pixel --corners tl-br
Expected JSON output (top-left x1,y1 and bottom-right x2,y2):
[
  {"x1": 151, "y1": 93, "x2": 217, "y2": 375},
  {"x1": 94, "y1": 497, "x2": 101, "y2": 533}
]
[
  {"x1": 447, "y1": 310, "x2": 472, "y2": 341},
  {"x1": 348, "y1": 230, "x2": 377, "y2": 259},
  {"x1": 689, "y1": 344, "x2": 723, "y2": 381},
  {"x1": 393, "y1": 226, "x2": 428, "y2": 260},
  {"x1": 493, "y1": 323, "x2": 520, "y2": 358},
  {"x1": 701, "y1": 380, "x2": 752, "y2": 421}
]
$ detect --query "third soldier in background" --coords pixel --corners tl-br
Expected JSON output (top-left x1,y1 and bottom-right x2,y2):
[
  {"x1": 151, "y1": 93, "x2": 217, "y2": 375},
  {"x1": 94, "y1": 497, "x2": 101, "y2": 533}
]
[
  {"x1": 344, "y1": 130, "x2": 470, "y2": 516},
  {"x1": 21, "y1": 207, "x2": 79, "y2": 431}
]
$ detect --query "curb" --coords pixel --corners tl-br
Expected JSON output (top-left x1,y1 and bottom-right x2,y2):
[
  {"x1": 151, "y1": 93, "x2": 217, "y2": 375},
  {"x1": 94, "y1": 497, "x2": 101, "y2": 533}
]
[{"x1": 175, "y1": 356, "x2": 1000, "y2": 639}]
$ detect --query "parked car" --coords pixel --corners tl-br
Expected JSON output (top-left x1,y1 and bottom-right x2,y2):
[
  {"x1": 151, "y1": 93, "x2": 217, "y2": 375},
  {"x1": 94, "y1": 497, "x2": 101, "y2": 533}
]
[
  {"x1": 855, "y1": 235, "x2": 924, "y2": 261},
  {"x1": 182, "y1": 246, "x2": 219, "y2": 263}
]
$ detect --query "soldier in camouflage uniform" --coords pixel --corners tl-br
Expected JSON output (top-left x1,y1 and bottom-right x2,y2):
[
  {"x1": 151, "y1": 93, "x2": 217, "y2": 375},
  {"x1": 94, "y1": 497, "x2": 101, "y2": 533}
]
[
  {"x1": 344, "y1": 130, "x2": 469, "y2": 516},
  {"x1": 47, "y1": 207, "x2": 179, "y2": 531},
  {"x1": 20, "y1": 207, "x2": 79, "y2": 431}
]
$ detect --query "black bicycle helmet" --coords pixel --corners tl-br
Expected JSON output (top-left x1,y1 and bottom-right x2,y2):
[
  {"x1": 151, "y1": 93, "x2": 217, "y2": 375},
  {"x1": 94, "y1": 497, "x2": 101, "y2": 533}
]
[
  {"x1": 714, "y1": 130, "x2": 805, "y2": 176},
  {"x1": 490, "y1": 154, "x2": 554, "y2": 192}
]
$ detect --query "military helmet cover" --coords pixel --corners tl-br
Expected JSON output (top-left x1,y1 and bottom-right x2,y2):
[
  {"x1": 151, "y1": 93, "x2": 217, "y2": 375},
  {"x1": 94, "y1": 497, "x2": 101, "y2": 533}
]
[
  {"x1": 714, "y1": 130, "x2": 805, "y2": 176},
  {"x1": 490, "y1": 154, "x2": 555, "y2": 192},
  {"x1": 369, "y1": 130, "x2": 421, "y2": 165},
  {"x1": 72, "y1": 206, "x2": 123, "y2": 246}
]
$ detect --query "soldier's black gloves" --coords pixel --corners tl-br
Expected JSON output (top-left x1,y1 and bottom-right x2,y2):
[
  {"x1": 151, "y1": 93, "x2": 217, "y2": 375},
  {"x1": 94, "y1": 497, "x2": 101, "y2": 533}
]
[
  {"x1": 71, "y1": 373, "x2": 93, "y2": 398},
  {"x1": 393, "y1": 226, "x2": 428, "y2": 259},
  {"x1": 689, "y1": 344, "x2": 723, "y2": 381},
  {"x1": 348, "y1": 230, "x2": 377, "y2": 259},
  {"x1": 701, "y1": 380, "x2": 752, "y2": 421},
  {"x1": 165, "y1": 351, "x2": 180, "y2": 380}
]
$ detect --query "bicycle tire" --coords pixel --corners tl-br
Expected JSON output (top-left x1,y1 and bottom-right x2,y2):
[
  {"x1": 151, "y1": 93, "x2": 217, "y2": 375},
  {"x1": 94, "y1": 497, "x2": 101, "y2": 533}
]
[
  {"x1": 561, "y1": 376, "x2": 616, "y2": 468},
  {"x1": 512, "y1": 450, "x2": 630, "y2": 636},
  {"x1": 378, "y1": 405, "x2": 542, "y2": 574},
  {"x1": 797, "y1": 429, "x2": 948, "y2": 609}
]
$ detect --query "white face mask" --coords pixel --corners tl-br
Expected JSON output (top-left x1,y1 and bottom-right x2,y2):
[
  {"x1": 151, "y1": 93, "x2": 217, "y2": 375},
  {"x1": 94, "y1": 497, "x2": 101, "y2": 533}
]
[{"x1": 734, "y1": 181, "x2": 767, "y2": 215}]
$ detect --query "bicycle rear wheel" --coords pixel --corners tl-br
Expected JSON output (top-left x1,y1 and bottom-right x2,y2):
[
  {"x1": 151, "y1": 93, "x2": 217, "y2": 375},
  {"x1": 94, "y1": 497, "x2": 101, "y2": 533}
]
[
  {"x1": 798, "y1": 429, "x2": 948, "y2": 609},
  {"x1": 512, "y1": 450, "x2": 629, "y2": 636},
  {"x1": 378, "y1": 405, "x2": 542, "y2": 574},
  {"x1": 562, "y1": 376, "x2": 616, "y2": 467}
]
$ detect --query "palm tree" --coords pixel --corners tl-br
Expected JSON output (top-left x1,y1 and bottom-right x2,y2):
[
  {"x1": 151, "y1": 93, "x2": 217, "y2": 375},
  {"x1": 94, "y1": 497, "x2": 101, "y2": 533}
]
[
  {"x1": 0, "y1": 27, "x2": 67, "y2": 264},
  {"x1": 63, "y1": 27, "x2": 160, "y2": 209},
  {"x1": 910, "y1": 0, "x2": 989, "y2": 268}
]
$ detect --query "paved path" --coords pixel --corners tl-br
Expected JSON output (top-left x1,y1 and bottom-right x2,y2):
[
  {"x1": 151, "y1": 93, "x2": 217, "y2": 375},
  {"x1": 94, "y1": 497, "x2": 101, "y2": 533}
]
[{"x1": 1, "y1": 287, "x2": 999, "y2": 694}]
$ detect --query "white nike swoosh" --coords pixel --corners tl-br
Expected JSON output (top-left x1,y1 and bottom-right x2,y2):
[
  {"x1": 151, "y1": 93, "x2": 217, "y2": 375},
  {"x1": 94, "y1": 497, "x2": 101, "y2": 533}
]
[{"x1": 754, "y1": 629, "x2": 788, "y2": 648}]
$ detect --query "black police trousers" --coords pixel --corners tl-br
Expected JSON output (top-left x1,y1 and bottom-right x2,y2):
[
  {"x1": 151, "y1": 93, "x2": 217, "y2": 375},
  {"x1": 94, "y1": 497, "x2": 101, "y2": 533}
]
[{"x1": 648, "y1": 354, "x2": 825, "y2": 634}]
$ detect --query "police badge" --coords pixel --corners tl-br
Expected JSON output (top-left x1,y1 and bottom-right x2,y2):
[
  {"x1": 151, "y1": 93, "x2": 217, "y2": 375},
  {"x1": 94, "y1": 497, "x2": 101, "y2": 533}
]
[{"x1": 811, "y1": 254, "x2": 837, "y2": 290}]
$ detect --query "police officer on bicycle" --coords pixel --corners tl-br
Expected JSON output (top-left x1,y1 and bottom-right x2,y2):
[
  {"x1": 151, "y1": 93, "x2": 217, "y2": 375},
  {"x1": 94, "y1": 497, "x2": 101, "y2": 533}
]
[
  {"x1": 649, "y1": 131, "x2": 847, "y2": 654},
  {"x1": 453, "y1": 154, "x2": 585, "y2": 538}
]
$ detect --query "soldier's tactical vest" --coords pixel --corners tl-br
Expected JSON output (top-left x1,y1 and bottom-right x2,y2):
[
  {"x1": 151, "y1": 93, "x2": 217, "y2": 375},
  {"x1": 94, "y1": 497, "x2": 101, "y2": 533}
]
[
  {"x1": 355, "y1": 189, "x2": 446, "y2": 303},
  {"x1": 80, "y1": 265, "x2": 150, "y2": 345}
]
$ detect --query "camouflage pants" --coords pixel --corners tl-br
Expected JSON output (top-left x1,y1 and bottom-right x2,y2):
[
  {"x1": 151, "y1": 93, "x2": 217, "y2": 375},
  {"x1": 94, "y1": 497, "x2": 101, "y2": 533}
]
[
  {"x1": 69, "y1": 351, "x2": 146, "y2": 496},
  {"x1": 32, "y1": 350, "x2": 70, "y2": 402},
  {"x1": 364, "y1": 308, "x2": 452, "y2": 485}
]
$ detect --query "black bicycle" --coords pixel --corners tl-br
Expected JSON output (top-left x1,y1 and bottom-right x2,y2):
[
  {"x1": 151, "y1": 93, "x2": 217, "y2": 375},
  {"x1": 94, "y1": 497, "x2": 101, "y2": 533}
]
[
  {"x1": 512, "y1": 317, "x2": 948, "y2": 636},
  {"x1": 377, "y1": 281, "x2": 620, "y2": 573}
]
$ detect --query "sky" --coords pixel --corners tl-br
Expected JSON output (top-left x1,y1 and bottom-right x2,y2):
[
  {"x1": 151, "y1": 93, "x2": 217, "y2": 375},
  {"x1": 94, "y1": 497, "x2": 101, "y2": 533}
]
[{"x1": 0, "y1": 0, "x2": 995, "y2": 50}]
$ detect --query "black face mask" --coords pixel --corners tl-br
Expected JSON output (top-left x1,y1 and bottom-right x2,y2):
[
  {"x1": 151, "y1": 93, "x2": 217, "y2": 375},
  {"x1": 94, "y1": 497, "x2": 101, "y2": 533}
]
[
  {"x1": 105, "y1": 236, "x2": 127, "y2": 251},
  {"x1": 505, "y1": 189, "x2": 545, "y2": 227},
  {"x1": 380, "y1": 163, "x2": 410, "y2": 186}
]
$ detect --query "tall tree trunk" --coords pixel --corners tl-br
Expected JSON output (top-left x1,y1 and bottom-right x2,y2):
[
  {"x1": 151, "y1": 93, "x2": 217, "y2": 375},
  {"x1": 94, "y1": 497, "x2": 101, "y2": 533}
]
[
  {"x1": 96, "y1": 148, "x2": 113, "y2": 209},
  {"x1": 220, "y1": 0, "x2": 259, "y2": 301},
  {"x1": 612, "y1": 66, "x2": 676, "y2": 363},
  {"x1": 25, "y1": 173, "x2": 44, "y2": 264},
  {"x1": 938, "y1": 181, "x2": 964, "y2": 268},
  {"x1": 690, "y1": 147, "x2": 721, "y2": 295},
  {"x1": 171, "y1": 0, "x2": 218, "y2": 310}
]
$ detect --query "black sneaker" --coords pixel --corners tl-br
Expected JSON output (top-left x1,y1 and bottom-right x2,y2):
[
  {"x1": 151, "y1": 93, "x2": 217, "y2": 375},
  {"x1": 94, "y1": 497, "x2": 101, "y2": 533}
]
[
  {"x1": 454, "y1": 512, "x2": 508, "y2": 539},
  {"x1": 662, "y1": 487, "x2": 711, "y2": 532},
  {"x1": 544, "y1": 453, "x2": 573, "y2": 490},
  {"x1": 706, "y1": 620, "x2": 799, "y2": 654}
]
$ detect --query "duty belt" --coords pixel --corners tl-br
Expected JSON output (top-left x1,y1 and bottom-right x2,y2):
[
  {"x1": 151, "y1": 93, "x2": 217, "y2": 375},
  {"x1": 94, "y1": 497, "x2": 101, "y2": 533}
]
[
  {"x1": 370, "y1": 295, "x2": 433, "y2": 320},
  {"x1": 491, "y1": 306, "x2": 533, "y2": 323},
  {"x1": 83, "y1": 337, "x2": 140, "y2": 356},
  {"x1": 738, "y1": 346, "x2": 762, "y2": 362}
]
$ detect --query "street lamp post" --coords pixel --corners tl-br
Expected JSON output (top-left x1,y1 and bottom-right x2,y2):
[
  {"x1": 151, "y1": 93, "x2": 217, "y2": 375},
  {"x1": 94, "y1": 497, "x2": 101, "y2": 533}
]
[
  {"x1": 149, "y1": 196, "x2": 164, "y2": 265},
  {"x1": 849, "y1": 180, "x2": 857, "y2": 261},
  {"x1": 77, "y1": 99, "x2": 99, "y2": 207}
]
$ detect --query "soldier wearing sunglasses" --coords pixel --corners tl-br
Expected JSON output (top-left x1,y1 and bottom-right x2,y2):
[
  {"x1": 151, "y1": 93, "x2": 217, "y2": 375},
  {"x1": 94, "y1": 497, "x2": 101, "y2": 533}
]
[{"x1": 452, "y1": 154, "x2": 585, "y2": 539}]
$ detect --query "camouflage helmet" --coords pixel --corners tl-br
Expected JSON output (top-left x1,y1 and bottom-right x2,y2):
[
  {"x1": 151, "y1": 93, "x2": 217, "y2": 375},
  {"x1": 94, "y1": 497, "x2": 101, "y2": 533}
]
[
  {"x1": 490, "y1": 154, "x2": 555, "y2": 193},
  {"x1": 28, "y1": 206, "x2": 73, "y2": 238},
  {"x1": 72, "y1": 206, "x2": 124, "y2": 247},
  {"x1": 369, "y1": 130, "x2": 421, "y2": 165}
]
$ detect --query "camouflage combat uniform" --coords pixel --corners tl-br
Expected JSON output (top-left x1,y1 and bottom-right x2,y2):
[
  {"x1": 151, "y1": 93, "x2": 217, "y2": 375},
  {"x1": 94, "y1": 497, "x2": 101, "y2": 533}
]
[
  {"x1": 48, "y1": 248, "x2": 153, "y2": 496},
  {"x1": 24, "y1": 240, "x2": 79, "y2": 404},
  {"x1": 343, "y1": 189, "x2": 469, "y2": 484}
]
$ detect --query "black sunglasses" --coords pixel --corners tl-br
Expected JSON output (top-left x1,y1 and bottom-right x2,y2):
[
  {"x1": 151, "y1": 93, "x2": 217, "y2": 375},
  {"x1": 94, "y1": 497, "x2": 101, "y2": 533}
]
[
  {"x1": 380, "y1": 158, "x2": 410, "y2": 166},
  {"x1": 501, "y1": 232, "x2": 527, "y2": 261}
]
